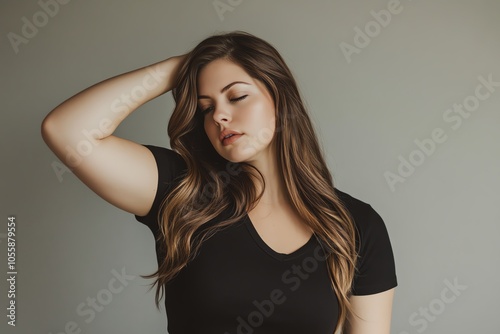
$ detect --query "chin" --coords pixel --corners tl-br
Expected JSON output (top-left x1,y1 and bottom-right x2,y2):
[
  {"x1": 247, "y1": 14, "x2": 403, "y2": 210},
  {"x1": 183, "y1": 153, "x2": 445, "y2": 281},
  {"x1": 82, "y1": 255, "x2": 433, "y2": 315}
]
[
  {"x1": 213, "y1": 147, "x2": 254, "y2": 164},
  {"x1": 217, "y1": 151, "x2": 250, "y2": 164}
]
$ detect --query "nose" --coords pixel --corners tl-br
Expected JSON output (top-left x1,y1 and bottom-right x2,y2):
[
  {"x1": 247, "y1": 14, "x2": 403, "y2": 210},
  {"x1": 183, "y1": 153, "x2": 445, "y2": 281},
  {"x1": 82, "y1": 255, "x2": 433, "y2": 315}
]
[{"x1": 213, "y1": 104, "x2": 231, "y2": 125}]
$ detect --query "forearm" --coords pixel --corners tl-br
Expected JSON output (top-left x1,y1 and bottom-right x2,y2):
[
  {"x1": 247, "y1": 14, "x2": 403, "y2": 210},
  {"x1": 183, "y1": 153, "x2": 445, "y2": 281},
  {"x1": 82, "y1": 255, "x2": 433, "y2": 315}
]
[{"x1": 41, "y1": 56, "x2": 183, "y2": 145}]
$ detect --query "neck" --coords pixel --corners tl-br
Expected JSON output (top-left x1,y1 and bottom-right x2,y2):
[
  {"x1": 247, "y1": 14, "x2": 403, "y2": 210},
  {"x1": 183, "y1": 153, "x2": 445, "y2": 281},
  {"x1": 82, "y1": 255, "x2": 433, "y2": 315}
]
[{"x1": 247, "y1": 143, "x2": 290, "y2": 207}]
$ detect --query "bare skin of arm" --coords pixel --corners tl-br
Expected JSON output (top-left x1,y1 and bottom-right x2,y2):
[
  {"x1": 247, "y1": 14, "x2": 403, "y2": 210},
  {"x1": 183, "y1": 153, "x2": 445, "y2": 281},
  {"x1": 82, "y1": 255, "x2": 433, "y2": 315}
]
[
  {"x1": 41, "y1": 55, "x2": 185, "y2": 216},
  {"x1": 344, "y1": 288, "x2": 395, "y2": 334}
]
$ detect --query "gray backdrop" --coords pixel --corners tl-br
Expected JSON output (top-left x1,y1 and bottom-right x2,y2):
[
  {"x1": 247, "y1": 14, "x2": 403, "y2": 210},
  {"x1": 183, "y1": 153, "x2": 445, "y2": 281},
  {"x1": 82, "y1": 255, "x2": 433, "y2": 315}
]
[{"x1": 1, "y1": 0, "x2": 499, "y2": 333}]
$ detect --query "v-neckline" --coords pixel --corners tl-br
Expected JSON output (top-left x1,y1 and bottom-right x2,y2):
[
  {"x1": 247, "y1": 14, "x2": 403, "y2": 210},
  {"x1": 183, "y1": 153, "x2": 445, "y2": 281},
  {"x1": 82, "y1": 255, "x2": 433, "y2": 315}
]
[{"x1": 244, "y1": 213, "x2": 316, "y2": 261}]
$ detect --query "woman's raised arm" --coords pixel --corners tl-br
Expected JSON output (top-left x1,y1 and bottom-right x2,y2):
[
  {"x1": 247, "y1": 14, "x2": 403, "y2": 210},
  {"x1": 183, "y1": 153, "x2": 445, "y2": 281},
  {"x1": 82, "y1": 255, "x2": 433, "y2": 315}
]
[{"x1": 41, "y1": 55, "x2": 185, "y2": 216}]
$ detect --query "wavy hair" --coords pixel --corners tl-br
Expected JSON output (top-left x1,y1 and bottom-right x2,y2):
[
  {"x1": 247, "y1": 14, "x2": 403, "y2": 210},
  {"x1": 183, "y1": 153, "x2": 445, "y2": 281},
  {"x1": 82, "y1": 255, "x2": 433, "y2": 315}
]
[{"x1": 141, "y1": 31, "x2": 359, "y2": 332}]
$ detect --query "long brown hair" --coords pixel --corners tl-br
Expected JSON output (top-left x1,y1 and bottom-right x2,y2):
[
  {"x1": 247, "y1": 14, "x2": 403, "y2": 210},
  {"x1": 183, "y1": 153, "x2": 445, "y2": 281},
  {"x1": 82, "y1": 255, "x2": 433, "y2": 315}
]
[{"x1": 141, "y1": 31, "x2": 359, "y2": 332}]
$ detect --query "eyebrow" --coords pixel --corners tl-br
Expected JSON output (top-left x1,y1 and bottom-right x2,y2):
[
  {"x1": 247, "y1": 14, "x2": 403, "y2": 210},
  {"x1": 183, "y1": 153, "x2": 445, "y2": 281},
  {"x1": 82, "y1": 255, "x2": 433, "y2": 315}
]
[{"x1": 197, "y1": 81, "x2": 250, "y2": 99}]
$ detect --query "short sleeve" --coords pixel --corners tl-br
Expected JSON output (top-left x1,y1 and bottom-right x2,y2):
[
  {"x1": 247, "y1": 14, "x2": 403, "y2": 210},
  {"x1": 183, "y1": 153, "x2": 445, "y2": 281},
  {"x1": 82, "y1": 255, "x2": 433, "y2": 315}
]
[
  {"x1": 134, "y1": 144, "x2": 187, "y2": 235},
  {"x1": 350, "y1": 204, "x2": 398, "y2": 295}
]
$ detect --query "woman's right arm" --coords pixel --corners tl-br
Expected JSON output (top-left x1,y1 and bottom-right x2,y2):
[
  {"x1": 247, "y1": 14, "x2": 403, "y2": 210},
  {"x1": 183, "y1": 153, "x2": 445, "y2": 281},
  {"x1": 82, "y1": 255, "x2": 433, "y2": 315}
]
[{"x1": 41, "y1": 55, "x2": 185, "y2": 217}]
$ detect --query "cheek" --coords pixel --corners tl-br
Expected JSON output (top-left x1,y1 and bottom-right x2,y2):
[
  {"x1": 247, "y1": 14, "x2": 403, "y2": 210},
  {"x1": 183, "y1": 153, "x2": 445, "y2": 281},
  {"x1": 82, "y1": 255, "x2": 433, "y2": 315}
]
[
  {"x1": 204, "y1": 119, "x2": 218, "y2": 143},
  {"x1": 203, "y1": 118, "x2": 209, "y2": 134},
  {"x1": 257, "y1": 102, "x2": 276, "y2": 133},
  {"x1": 246, "y1": 99, "x2": 274, "y2": 124},
  {"x1": 246, "y1": 108, "x2": 275, "y2": 143}
]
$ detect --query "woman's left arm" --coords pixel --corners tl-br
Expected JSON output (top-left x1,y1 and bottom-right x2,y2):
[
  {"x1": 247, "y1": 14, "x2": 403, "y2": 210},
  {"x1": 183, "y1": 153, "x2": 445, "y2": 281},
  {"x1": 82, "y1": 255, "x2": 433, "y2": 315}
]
[{"x1": 344, "y1": 288, "x2": 396, "y2": 334}]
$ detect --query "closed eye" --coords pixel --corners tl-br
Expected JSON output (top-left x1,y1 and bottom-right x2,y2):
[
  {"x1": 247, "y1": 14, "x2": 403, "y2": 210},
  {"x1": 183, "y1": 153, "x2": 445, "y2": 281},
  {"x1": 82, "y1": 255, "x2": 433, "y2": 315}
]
[
  {"x1": 231, "y1": 95, "x2": 248, "y2": 102},
  {"x1": 201, "y1": 95, "x2": 248, "y2": 114}
]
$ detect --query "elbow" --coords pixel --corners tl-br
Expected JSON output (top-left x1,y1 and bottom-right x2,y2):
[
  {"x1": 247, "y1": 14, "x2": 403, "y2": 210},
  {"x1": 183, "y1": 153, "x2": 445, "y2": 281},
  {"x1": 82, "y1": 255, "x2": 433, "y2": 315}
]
[
  {"x1": 41, "y1": 114, "x2": 64, "y2": 149},
  {"x1": 40, "y1": 115, "x2": 55, "y2": 145}
]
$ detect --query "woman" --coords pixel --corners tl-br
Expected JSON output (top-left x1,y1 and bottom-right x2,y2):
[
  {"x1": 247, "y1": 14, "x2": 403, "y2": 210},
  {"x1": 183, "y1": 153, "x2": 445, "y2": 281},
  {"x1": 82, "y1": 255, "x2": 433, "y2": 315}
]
[{"x1": 41, "y1": 31, "x2": 397, "y2": 334}]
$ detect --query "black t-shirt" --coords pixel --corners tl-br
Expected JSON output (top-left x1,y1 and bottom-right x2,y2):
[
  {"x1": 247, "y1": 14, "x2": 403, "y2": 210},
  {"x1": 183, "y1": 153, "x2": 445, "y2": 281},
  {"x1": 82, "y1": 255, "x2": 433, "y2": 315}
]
[{"x1": 134, "y1": 145, "x2": 397, "y2": 334}]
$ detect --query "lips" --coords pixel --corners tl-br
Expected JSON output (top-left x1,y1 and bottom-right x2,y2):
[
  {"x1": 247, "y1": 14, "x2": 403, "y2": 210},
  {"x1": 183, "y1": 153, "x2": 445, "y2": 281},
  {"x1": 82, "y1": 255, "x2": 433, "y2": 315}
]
[{"x1": 219, "y1": 129, "x2": 242, "y2": 143}]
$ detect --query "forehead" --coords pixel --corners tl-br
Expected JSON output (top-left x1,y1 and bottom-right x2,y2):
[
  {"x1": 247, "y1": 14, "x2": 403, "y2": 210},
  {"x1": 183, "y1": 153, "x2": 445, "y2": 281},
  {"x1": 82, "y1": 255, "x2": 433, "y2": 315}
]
[{"x1": 197, "y1": 59, "x2": 252, "y2": 91}]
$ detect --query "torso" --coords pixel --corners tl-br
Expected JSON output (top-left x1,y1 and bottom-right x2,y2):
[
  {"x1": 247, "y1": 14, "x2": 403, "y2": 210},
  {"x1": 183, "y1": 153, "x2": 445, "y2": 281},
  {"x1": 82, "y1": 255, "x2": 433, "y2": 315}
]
[{"x1": 247, "y1": 202, "x2": 314, "y2": 255}]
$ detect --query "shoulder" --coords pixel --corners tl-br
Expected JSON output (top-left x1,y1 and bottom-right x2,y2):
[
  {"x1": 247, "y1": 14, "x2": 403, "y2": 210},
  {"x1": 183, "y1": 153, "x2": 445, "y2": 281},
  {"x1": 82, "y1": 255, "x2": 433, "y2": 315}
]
[
  {"x1": 334, "y1": 187, "x2": 384, "y2": 233},
  {"x1": 133, "y1": 144, "x2": 187, "y2": 225},
  {"x1": 333, "y1": 187, "x2": 392, "y2": 249},
  {"x1": 142, "y1": 144, "x2": 187, "y2": 167},
  {"x1": 141, "y1": 144, "x2": 188, "y2": 181},
  {"x1": 334, "y1": 187, "x2": 398, "y2": 295},
  {"x1": 334, "y1": 187, "x2": 371, "y2": 213}
]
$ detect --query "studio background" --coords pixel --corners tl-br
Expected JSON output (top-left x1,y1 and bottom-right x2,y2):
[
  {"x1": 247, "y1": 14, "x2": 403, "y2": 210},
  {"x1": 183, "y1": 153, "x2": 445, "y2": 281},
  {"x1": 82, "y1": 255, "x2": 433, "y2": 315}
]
[{"x1": 1, "y1": 0, "x2": 499, "y2": 333}]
